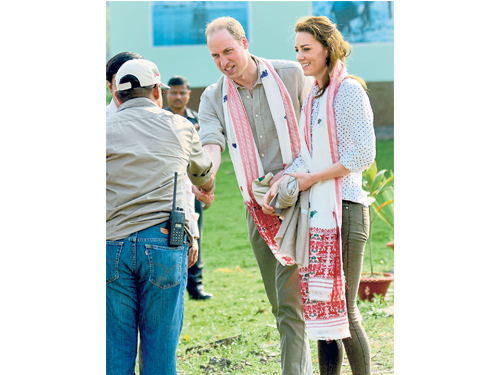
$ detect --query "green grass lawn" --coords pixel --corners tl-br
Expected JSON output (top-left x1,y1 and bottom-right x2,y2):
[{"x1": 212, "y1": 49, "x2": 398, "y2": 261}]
[
  {"x1": 175, "y1": 270, "x2": 393, "y2": 375},
  {"x1": 164, "y1": 139, "x2": 395, "y2": 374}
]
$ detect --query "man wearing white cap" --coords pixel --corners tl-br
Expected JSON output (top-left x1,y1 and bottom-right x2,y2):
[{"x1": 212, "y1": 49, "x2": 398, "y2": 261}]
[
  {"x1": 106, "y1": 52, "x2": 143, "y2": 118},
  {"x1": 106, "y1": 58, "x2": 215, "y2": 375}
]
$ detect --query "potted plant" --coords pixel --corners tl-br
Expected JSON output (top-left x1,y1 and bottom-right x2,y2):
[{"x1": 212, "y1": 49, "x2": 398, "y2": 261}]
[{"x1": 358, "y1": 161, "x2": 394, "y2": 301}]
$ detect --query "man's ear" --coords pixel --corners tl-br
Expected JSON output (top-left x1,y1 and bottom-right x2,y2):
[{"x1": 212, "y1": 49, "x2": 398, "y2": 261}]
[
  {"x1": 153, "y1": 84, "x2": 163, "y2": 107},
  {"x1": 153, "y1": 84, "x2": 162, "y2": 99},
  {"x1": 241, "y1": 36, "x2": 249, "y2": 49}
]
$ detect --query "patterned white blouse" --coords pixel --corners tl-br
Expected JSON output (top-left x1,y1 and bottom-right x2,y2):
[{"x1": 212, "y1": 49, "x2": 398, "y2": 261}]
[{"x1": 285, "y1": 78, "x2": 376, "y2": 206}]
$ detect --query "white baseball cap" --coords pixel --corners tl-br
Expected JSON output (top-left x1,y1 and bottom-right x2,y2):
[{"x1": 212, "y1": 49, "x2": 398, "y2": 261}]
[{"x1": 115, "y1": 59, "x2": 170, "y2": 91}]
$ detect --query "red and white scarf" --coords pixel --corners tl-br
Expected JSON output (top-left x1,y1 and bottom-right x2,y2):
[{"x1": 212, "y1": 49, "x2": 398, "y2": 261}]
[
  {"x1": 298, "y1": 60, "x2": 350, "y2": 340},
  {"x1": 222, "y1": 56, "x2": 301, "y2": 265}
]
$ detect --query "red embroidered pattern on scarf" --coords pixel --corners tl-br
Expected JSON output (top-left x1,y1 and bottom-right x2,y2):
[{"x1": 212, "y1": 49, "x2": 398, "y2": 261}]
[
  {"x1": 299, "y1": 227, "x2": 347, "y2": 323},
  {"x1": 245, "y1": 200, "x2": 295, "y2": 264}
]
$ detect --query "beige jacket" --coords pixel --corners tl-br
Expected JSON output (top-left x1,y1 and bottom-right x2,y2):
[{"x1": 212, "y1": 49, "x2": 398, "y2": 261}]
[{"x1": 106, "y1": 97, "x2": 213, "y2": 241}]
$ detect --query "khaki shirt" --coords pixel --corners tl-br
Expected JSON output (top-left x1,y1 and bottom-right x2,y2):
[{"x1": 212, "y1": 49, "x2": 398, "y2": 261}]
[
  {"x1": 106, "y1": 97, "x2": 213, "y2": 241},
  {"x1": 199, "y1": 58, "x2": 312, "y2": 175}
]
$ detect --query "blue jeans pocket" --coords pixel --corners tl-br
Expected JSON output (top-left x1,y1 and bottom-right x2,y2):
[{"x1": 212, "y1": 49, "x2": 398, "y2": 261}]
[
  {"x1": 106, "y1": 240, "x2": 123, "y2": 284},
  {"x1": 146, "y1": 244, "x2": 183, "y2": 289}
]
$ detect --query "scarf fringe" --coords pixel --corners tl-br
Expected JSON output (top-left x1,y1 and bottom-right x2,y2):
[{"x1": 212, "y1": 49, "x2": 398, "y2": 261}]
[{"x1": 306, "y1": 318, "x2": 351, "y2": 341}]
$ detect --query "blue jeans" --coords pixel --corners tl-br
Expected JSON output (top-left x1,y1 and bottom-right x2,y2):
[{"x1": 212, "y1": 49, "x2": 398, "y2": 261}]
[{"x1": 106, "y1": 223, "x2": 188, "y2": 375}]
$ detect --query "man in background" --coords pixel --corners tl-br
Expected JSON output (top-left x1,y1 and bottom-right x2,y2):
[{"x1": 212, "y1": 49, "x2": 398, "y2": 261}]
[
  {"x1": 164, "y1": 75, "x2": 212, "y2": 300},
  {"x1": 164, "y1": 75, "x2": 199, "y2": 130}
]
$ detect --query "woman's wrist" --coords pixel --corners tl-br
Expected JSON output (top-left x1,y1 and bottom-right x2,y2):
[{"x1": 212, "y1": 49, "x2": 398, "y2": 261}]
[
  {"x1": 315, "y1": 162, "x2": 351, "y2": 183},
  {"x1": 311, "y1": 171, "x2": 322, "y2": 185}
]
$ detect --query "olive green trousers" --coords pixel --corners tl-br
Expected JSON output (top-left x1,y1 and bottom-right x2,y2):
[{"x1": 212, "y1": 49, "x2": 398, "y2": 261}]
[
  {"x1": 318, "y1": 201, "x2": 372, "y2": 375},
  {"x1": 246, "y1": 209, "x2": 313, "y2": 375}
]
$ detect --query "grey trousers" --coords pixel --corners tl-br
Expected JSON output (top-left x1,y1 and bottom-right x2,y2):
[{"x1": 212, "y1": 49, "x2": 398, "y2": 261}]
[{"x1": 246, "y1": 209, "x2": 313, "y2": 375}]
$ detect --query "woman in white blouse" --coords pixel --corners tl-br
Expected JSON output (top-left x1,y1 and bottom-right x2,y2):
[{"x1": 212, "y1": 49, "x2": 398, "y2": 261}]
[{"x1": 263, "y1": 16, "x2": 375, "y2": 375}]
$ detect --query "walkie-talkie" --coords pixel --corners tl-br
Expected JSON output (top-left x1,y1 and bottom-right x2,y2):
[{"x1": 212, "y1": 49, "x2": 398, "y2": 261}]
[{"x1": 167, "y1": 171, "x2": 185, "y2": 247}]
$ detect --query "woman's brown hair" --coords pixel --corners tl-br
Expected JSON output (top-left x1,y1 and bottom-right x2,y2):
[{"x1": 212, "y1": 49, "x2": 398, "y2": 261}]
[{"x1": 295, "y1": 16, "x2": 367, "y2": 98}]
